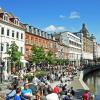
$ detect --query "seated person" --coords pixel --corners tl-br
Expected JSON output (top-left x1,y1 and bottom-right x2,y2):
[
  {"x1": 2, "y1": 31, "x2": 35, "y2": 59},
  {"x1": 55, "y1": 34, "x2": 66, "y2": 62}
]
[
  {"x1": 21, "y1": 83, "x2": 32, "y2": 99},
  {"x1": 6, "y1": 85, "x2": 16, "y2": 100},
  {"x1": 14, "y1": 87, "x2": 21, "y2": 100}
]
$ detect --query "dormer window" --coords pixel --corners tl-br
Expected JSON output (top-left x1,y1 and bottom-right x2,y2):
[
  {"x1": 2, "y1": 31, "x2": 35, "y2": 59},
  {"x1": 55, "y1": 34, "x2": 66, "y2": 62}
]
[
  {"x1": 14, "y1": 18, "x2": 19, "y2": 25},
  {"x1": 3, "y1": 13, "x2": 8, "y2": 21},
  {"x1": 26, "y1": 25, "x2": 29, "y2": 32}
]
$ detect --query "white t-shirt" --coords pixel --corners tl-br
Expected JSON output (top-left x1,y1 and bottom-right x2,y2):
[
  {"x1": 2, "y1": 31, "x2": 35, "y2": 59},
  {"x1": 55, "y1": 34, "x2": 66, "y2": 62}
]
[{"x1": 46, "y1": 93, "x2": 59, "y2": 100}]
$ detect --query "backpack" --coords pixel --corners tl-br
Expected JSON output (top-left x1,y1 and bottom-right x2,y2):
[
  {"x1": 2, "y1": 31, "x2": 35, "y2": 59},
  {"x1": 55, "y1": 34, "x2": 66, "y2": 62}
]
[{"x1": 6, "y1": 90, "x2": 16, "y2": 100}]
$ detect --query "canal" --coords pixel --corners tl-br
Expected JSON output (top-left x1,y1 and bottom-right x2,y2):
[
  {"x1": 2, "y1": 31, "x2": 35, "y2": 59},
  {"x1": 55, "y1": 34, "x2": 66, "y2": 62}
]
[{"x1": 84, "y1": 70, "x2": 100, "y2": 100}]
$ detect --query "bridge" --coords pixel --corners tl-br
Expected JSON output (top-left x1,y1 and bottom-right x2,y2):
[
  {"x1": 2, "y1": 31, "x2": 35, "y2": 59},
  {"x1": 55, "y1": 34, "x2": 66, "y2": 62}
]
[{"x1": 83, "y1": 64, "x2": 100, "y2": 77}]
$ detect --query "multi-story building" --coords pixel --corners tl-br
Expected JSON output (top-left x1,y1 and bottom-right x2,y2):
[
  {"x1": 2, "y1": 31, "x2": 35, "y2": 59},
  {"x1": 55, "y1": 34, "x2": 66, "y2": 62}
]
[
  {"x1": 96, "y1": 43, "x2": 100, "y2": 59},
  {"x1": 53, "y1": 42, "x2": 69, "y2": 60},
  {"x1": 80, "y1": 24, "x2": 96, "y2": 64},
  {"x1": 24, "y1": 24, "x2": 51, "y2": 60},
  {"x1": 53, "y1": 31, "x2": 82, "y2": 66},
  {"x1": 0, "y1": 8, "x2": 25, "y2": 76}
]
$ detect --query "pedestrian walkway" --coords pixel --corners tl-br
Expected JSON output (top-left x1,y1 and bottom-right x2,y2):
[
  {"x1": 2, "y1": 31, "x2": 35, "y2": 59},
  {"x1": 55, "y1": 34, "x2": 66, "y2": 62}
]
[
  {"x1": 51, "y1": 71, "x2": 89, "y2": 100},
  {"x1": 68, "y1": 76, "x2": 84, "y2": 99},
  {"x1": 0, "y1": 82, "x2": 11, "y2": 99}
]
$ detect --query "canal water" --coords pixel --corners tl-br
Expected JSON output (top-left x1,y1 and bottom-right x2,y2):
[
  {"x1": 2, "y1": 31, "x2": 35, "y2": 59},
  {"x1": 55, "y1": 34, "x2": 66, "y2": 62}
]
[{"x1": 84, "y1": 70, "x2": 100, "y2": 100}]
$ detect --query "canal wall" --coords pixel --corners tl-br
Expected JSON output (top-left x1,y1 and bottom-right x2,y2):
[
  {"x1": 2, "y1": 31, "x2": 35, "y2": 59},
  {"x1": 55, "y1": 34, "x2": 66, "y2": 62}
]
[
  {"x1": 80, "y1": 65, "x2": 100, "y2": 90},
  {"x1": 79, "y1": 71, "x2": 89, "y2": 90},
  {"x1": 83, "y1": 65, "x2": 100, "y2": 78}
]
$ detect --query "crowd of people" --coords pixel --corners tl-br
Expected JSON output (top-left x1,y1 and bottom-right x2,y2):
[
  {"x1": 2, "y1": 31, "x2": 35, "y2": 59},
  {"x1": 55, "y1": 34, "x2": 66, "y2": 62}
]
[
  {"x1": 4, "y1": 65, "x2": 94, "y2": 100},
  {"x1": 5, "y1": 65, "x2": 77, "y2": 100}
]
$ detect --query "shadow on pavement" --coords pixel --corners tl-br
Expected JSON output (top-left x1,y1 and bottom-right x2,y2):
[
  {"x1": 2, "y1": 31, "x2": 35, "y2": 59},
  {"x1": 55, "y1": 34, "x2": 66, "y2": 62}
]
[{"x1": 74, "y1": 89, "x2": 85, "y2": 100}]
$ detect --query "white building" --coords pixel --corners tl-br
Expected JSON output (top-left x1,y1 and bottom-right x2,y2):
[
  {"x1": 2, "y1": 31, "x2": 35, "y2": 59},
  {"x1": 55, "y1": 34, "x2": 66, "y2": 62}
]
[
  {"x1": 96, "y1": 43, "x2": 100, "y2": 58},
  {"x1": 53, "y1": 31, "x2": 82, "y2": 66},
  {"x1": 0, "y1": 8, "x2": 25, "y2": 79}
]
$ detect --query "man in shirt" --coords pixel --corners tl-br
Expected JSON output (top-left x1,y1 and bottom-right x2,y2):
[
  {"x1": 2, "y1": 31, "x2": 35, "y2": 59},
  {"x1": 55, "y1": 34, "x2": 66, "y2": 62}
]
[
  {"x1": 21, "y1": 83, "x2": 32, "y2": 100},
  {"x1": 82, "y1": 90, "x2": 90, "y2": 100},
  {"x1": 46, "y1": 89, "x2": 59, "y2": 100}
]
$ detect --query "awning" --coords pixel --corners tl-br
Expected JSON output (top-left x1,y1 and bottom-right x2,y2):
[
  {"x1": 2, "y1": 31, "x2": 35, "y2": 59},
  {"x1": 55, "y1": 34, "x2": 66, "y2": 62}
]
[{"x1": 20, "y1": 59, "x2": 28, "y2": 63}]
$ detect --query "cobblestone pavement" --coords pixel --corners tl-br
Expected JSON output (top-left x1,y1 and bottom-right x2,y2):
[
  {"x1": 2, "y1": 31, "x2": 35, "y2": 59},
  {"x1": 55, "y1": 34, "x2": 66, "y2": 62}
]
[
  {"x1": 0, "y1": 82, "x2": 11, "y2": 99},
  {"x1": 51, "y1": 72, "x2": 86, "y2": 100}
]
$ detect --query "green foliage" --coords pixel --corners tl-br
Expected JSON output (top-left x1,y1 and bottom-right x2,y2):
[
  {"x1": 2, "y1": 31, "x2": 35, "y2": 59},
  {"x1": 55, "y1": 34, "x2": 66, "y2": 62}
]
[
  {"x1": 24, "y1": 70, "x2": 46, "y2": 82},
  {"x1": 45, "y1": 50, "x2": 55, "y2": 65},
  {"x1": 24, "y1": 73, "x2": 33, "y2": 82},
  {"x1": 30, "y1": 45, "x2": 57, "y2": 66},
  {"x1": 7, "y1": 41, "x2": 21, "y2": 66},
  {"x1": 35, "y1": 70, "x2": 47, "y2": 78},
  {"x1": 55, "y1": 59, "x2": 69, "y2": 65},
  {"x1": 30, "y1": 45, "x2": 45, "y2": 64}
]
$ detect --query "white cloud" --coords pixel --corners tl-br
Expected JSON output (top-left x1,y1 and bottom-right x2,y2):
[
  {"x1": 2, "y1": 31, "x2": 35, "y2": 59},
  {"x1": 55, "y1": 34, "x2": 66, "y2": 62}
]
[
  {"x1": 57, "y1": 26, "x2": 65, "y2": 31},
  {"x1": 44, "y1": 25, "x2": 65, "y2": 32},
  {"x1": 59, "y1": 15, "x2": 65, "y2": 19},
  {"x1": 69, "y1": 11, "x2": 80, "y2": 19},
  {"x1": 44, "y1": 25, "x2": 56, "y2": 32}
]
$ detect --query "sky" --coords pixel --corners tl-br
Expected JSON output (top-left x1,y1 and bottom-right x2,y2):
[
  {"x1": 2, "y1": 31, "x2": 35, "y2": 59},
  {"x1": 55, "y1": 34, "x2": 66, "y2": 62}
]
[{"x1": 0, "y1": 0, "x2": 100, "y2": 43}]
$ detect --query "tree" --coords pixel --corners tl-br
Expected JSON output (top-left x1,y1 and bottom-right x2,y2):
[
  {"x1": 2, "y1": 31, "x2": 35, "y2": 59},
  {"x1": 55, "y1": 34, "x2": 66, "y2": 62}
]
[
  {"x1": 55, "y1": 58, "x2": 69, "y2": 65},
  {"x1": 7, "y1": 41, "x2": 21, "y2": 73},
  {"x1": 45, "y1": 50, "x2": 55, "y2": 65},
  {"x1": 30, "y1": 45, "x2": 45, "y2": 64}
]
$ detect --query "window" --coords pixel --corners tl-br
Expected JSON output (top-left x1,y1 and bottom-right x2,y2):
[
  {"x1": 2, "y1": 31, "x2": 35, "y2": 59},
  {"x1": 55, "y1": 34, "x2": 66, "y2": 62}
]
[
  {"x1": 37, "y1": 29, "x2": 40, "y2": 35},
  {"x1": 12, "y1": 30, "x2": 14, "y2": 37},
  {"x1": 44, "y1": 32, "x2": 46, "y2": 38},
  {"x1": 14, "y1": 19, "x2": 19, "y2": 25},
  {"x1": 21, "y1": 33, "x2": 23, "y2": 39},
  {"x1": 0, "y1": 43, "x2": 4, "y2": 51},
  {"x1": 20, "y1": 47, "x2": 23, "y2": 54},
  {"x1": 6, "y1": 43, "x2": 9, "y2": 52},
  {"x1": 16, "y1": 32, "x2": 19, "y2": 39},
  {"x1": 7, "y1": 29, "x2": 9, "y2": 36},
  {"x1": 14, "y1": 20, "x2": 16, "y2": 24},
  {"x1": 41, "y1": 31, "x2": 43, "y2": 37},
  {"x1": 26, "y1": 26, "x2": 29, "y2": 32},
  {"x1": 3, "y1": 15, "x2": 8, "y2": 21},
  {"x1": 1, "y1": 27, "x2": 4, "y2": 35},
  {"x1": 33, "y1": 28, "x2": 36, "y2": 34}
]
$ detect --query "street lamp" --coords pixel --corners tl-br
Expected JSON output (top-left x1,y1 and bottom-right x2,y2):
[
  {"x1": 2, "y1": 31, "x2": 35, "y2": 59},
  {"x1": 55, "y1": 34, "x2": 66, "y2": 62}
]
[
  {"x1": 0, "y1": 29, "x2": 3, "y2": 83},
  {"x1": 60, "y1": 48, "x2": 63, "y2": 71}
]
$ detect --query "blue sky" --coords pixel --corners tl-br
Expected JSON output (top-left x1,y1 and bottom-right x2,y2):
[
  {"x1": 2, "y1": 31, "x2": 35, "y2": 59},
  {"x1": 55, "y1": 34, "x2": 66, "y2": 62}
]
[{"x1": 0, "y1": 0, "x2": 100, "y2": 42}]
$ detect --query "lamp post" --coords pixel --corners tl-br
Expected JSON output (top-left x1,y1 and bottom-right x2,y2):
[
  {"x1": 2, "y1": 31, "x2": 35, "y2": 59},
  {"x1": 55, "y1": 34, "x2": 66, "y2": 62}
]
[
  {"x1": 0, "y1": 30, "x2": 3, "y2": 83},
  {"x1": 60, "y1": 48, "x2": 63, "y2": 71}
]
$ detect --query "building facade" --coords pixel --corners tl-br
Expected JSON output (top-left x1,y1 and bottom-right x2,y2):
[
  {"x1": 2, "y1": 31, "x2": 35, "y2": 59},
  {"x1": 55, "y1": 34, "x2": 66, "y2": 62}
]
[
  {"x1": 96, "y1": 43, "x2": 100, "y2": 59},
  {"x1": 24, "y1": 24, "x2": 51, "y2": 60},
  {"x1": 0, "y1": 8, "x2": 25, "y2": 76},
  {"x1": 80, "y1": 24, "x2": 95, "y2": 64},
  {"x1": 53, "y1": 31, "x2": 82, "y2": 66}
]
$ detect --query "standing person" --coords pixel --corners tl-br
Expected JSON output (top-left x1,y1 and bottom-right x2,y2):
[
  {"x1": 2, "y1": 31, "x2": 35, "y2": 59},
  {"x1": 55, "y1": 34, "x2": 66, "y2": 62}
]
[
  {"x1": 32, "y1": 75, "x2": 40, "y2": 86},
  {"x1": 82, "y1": 90, "x2": 90, "y2": 100},
  {"x1": 43, "y1": 83, "x2": 49, "y2": 96},
  {"x1": 13, "y1": 77, "x2": 18, "y2": 89}
]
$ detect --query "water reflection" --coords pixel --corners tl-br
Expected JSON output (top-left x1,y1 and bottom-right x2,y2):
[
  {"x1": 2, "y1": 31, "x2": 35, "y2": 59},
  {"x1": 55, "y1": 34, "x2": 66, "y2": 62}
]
[{"x1": 84, "y1": 70, "x2": 100, "y2": 99}]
